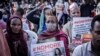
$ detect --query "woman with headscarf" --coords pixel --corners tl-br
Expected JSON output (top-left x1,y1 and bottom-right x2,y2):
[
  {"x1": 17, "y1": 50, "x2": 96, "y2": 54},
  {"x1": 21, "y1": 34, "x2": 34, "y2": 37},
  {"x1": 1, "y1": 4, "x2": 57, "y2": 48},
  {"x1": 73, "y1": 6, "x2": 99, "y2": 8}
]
[
  {"x1": 0, "y1": 28, "x2": 11, "y2": 56},
  {"x1": 38, "y1": 11, "x2": 70, "y2": 56},
  {"x1": 5, "y1": 16, "x2": 28, "y2": 56},
  {"x1": 62, "y1": 4, "x2": 81, "y2": 53},
  {"x1": 62, "y1": 4, "x2": 81, "y2": 44}
]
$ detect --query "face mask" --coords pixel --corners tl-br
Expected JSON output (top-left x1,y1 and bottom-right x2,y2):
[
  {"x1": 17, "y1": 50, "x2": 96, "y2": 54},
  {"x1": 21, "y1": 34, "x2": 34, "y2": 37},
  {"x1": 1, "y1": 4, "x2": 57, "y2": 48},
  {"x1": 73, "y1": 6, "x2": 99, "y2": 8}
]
[
  {"x1": 3, "y1": 15, "x2": 8, "y2": 19},
  {"x1": 46, "y1": 23, "x2": 57, "y2": 31},
  {"x1": 58, "y1": 0, "x2": 63, "y2": 3}
]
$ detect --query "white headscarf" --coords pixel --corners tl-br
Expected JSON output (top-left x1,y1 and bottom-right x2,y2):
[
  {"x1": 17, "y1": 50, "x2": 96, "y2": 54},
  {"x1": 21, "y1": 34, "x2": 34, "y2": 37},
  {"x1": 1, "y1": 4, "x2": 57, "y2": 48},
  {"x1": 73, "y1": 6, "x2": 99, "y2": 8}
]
[
  {"x1": 69, "y1": 2, "x2": 79, "y2": 11},
  {"x1": 96, "y1": 2, "x2": 100, "y2": 15},
  {"x1": 24, "y1": 30, "x2": 38, "y2": 44}
]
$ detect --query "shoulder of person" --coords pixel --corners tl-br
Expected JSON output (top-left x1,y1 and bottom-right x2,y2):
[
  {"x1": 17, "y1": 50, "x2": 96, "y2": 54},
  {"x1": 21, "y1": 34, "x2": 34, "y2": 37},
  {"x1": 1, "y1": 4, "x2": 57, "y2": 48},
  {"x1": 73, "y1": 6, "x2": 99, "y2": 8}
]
[
  {"x1": 24, "y1": 30, "x2": 38, "y2": 39},
  {"x1": 64, "y1": 2, "x2": 69, "y2": 5},
  {"x1": 63, "y1": 21, "x2": 72, "y2": 29},
  {"x1": 23, "y1": 31, "x2": 30, "y2": 41},
  {"x1": 23, "y1": 30, "x2": 28, "y2": 35},
  {"x1": 72, "y1": 44, "x2": 83, "y2": 56},
  {"x1": 56, "y1": 31, "x2": 67, "y2": 38},
  {"x1": 72, "y1": 42, "x2": 90, "y2": 56}
]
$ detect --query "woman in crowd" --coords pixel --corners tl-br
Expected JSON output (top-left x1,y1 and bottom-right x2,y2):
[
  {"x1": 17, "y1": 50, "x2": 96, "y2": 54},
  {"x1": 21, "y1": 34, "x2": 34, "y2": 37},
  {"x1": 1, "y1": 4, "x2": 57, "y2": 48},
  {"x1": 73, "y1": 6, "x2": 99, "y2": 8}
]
[
  {"x1": 5, "y1": 16, "x2": 28, "y2": 56},
  {"x1": 62, "y1": 4, "x2": 81, "y2": 53},
  {"x1": 38, "y1": 12, "x2": 70, "y2": 56},
  {"x1": 62, "y1": 3, "x2": 81, "y2": 42}
]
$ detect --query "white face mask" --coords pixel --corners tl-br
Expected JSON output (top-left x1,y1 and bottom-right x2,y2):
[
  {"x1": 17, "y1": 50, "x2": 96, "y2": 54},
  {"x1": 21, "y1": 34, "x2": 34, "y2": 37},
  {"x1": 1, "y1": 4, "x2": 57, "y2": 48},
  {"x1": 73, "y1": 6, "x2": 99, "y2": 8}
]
[{"x1": 46, "y1": 23, "x2": 57, "y2": 31}]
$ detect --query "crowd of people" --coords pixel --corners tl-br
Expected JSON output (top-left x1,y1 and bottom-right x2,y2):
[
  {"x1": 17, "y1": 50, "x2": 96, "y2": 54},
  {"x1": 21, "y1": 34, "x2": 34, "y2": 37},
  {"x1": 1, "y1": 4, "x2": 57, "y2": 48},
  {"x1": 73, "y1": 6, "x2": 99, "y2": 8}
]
[{"x1": 0, "y1": 0, "x2": 100, "y2": 56}]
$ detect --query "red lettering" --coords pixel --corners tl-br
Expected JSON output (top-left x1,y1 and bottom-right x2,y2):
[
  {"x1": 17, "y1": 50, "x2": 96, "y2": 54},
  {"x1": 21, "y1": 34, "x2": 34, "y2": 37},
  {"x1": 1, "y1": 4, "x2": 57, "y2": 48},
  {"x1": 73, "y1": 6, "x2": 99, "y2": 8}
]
[
  {"x1": 74, "y1": 19, "x2": 92, "y2": 24},
  {"x1": 33, "y1": 42, "x2": 61, "y2": 52}
]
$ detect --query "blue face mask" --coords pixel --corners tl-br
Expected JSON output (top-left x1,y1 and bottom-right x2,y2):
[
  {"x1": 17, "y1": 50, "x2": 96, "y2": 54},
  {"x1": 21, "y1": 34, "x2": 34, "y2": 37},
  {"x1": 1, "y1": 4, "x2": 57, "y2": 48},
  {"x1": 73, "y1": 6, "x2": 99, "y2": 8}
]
[{"x1": 3, "y1": 15, "x2": 8, "y2": 19}]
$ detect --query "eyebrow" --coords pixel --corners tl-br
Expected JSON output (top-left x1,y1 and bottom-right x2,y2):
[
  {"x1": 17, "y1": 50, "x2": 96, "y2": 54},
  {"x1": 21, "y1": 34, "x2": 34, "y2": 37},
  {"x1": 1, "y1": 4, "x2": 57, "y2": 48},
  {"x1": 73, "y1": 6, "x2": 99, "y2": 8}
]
[{"x1": 11, "y1": 23, "x2": 21, "y2": 25}]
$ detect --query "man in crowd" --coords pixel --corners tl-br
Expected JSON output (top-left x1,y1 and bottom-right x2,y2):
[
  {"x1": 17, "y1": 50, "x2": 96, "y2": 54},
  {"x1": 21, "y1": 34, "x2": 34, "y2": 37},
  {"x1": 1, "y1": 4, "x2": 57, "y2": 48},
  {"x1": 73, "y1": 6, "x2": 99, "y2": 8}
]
[{"x1": 72, "y1": 15, "x2": 100, "y2": 56}]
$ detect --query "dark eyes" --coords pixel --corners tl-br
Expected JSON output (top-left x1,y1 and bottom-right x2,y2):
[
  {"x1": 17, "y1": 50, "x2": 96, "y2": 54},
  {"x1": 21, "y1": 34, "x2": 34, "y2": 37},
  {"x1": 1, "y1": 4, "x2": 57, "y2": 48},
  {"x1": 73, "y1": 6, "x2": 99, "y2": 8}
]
[
  {"x1": 95, "y1": 31, "x2": 100, "y2": 35},
  {"x1": 46, "y1": 21, "x2": 55, "y2": 23},
  {"x1": 72, "y1": 12, "x2": 79, "y2": 14},
  {"x1": 12, "y1": 24, "x2": 21, "y2": 26}
]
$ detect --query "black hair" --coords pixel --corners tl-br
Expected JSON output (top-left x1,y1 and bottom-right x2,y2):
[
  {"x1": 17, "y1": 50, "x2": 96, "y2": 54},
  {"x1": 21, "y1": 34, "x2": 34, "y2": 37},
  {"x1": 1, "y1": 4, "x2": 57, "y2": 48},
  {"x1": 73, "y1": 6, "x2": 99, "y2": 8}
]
[
  {"x1": 97, "y1": 0, "x2": 100, "y2": 4},
  {"x1": 4, "y1": 9, "x2": 10, "y2": 18},
  {"x1": 44, "y1": 7, "x2": 56, "y2": 16},
  {"x1": 69, "y1": 0, "x2": 75, "y2": 2},
  {"x1": 54, "y1": 48, "x2": 62, "y2": 56},
  {"x1": 44, "y1": 8, "x2": 53, "y2": 20},
  {"x1": 0, "y1": 11, "x2": 2, "y2": 20},
  {"x1": 84, "y1": 0, "x2": 95, "y2": 4},
  {"x1": 76, "y1": 34, "x2": 81, "y2": 37},
  {"x1": 16, "y1": 8, "x2": 24, "y2": 16},
  {"x1": 44, "y1": 8, "x2": 50, "y2": 14},
  {"x1": 43, "y1": 8, "x2": 57, "y2": 22},
  {"x1": 64, "y1": 0, "x2": 68, "y2": 2},
  {"x1": 75, "y1": 34, "x2": 81, "y2": 39},
  {"x1": 91, "y1": 15, "x2": 100, "y2": 30}
]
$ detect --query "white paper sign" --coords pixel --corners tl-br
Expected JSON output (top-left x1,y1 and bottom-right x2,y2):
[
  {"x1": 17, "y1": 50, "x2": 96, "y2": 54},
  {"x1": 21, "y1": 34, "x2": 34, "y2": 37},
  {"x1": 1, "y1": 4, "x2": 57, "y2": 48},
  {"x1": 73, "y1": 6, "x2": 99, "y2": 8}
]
[
  {"x1": 72, "y1": 17, "x2": 93, "y2": 47},
  {"x1": 31, "y1": 41, "x2": 66, "y2": 56}
]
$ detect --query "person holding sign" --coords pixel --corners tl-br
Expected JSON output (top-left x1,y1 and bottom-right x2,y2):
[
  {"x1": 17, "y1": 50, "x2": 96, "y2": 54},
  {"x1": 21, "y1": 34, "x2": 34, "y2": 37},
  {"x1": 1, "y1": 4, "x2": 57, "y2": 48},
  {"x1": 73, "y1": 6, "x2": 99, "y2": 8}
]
[
  {"x1": 38, "y1": 13, "x2": 70, "y2": 56},
  {"x1": 62, "y1": 3, "x2": 81, "y2": 47},
  {"x1": 72, "y1": 15, "x2": 100, "y2": 56},
  {"x1": 62, "y1": 2, "x2": 81, "y2": 39}
]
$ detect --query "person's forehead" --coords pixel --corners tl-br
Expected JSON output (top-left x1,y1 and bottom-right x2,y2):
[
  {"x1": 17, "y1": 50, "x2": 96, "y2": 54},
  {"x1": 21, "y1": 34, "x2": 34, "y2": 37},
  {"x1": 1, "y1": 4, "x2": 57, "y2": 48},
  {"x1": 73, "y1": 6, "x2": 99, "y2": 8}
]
[
  {"x1": 94, "y1": 21, "x2": 100, "y2": 29},
  {"x1": 94, "y1": 21, "x2": 100, "y2": 25},
  {"x1": 11, "y1": 18, "x2": 21, "y2": 23},
  {"x1": 45, "y1": 9, "x2": 52, "y2": 13},
  {"x1": 70, "y1": 8, "x2": 80, "y2": 12},
  {"x1": 46, "y1": 16, "x2": 56, "y2": 20},
  {"x1": 56, "y1": 49, "x2": 59, "y2": 53}
]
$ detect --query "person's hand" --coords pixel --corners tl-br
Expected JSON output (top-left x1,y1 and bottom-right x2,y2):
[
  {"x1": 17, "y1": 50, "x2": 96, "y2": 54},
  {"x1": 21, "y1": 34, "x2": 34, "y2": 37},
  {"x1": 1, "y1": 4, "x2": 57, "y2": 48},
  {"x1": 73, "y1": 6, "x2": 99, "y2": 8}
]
[
  {"x1": 69, "y1": 43, "x2": 74, "y2": 53},
  {"x1": 38, "y1": 3, "x2": 46, "y2": 10},
  {"x1": 38, "y1": 36, "x2": 46, "y2": 40}
]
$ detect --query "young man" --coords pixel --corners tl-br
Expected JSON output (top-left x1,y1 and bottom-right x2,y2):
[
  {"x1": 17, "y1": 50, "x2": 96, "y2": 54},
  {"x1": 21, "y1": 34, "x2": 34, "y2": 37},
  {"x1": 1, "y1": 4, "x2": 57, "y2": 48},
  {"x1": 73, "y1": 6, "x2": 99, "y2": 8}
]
[{"x1": 72, "y1": 15, "x2": 100, "y2": 56}]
